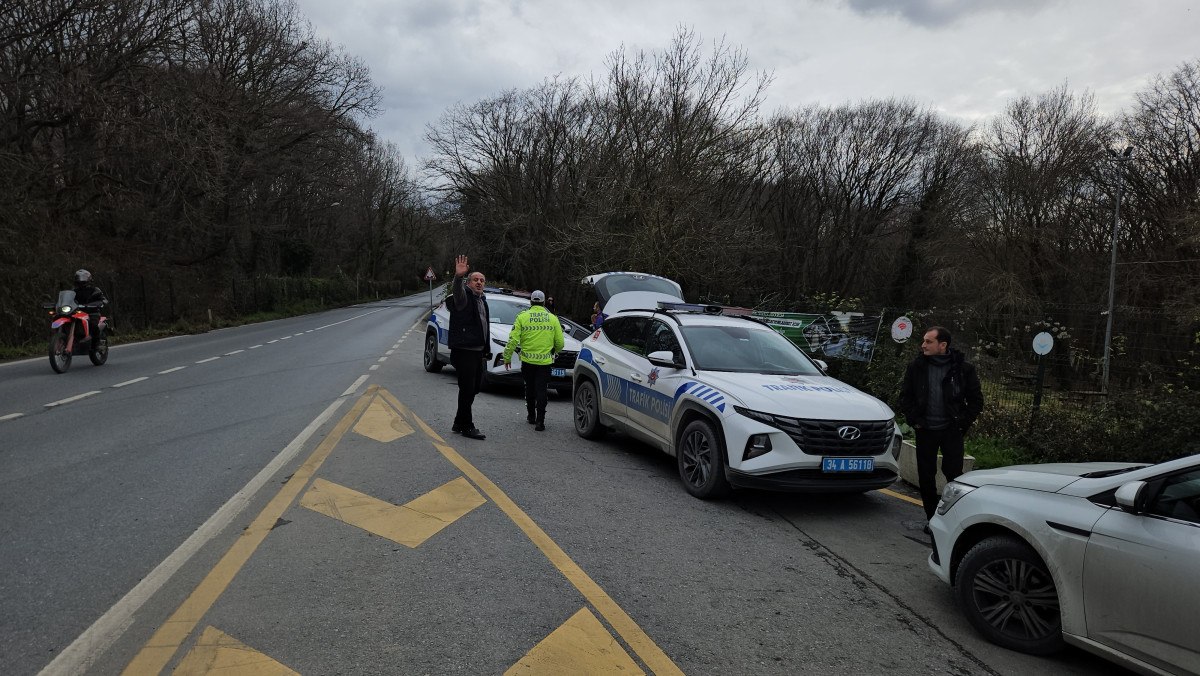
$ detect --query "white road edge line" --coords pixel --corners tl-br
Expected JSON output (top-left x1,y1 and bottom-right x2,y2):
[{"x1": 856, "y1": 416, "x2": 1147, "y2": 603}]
[
  {"x1": 1, "y1": 413, "x2": 23, "y2": 421},
  {"x1": 38, "y1": 396, "x2": 349, "y2": 676},
  {"x1": 158, "y1": 366, "x2": 186, "y2": 375},
  {"x1": 195, "y1": 357, "x2": 219, "y2": 364},
  {"x1": 224, "y1": 349, "x2": 245, "y2": 356},
  {"x1": 342, "y1": 374, "x2": 370, "y2": 397},
  {"x1": 44, "y1": 391, "x2": 101, "y2": 408},
  {"x1": 112, "y1": 377, "x2": 149, "y2": 388}
]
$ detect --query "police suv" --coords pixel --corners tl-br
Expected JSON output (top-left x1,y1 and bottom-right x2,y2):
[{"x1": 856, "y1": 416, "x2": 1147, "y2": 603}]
[
  {"x1": 425, "y1": 289, "x2": 582, "y2": 394},
  {"x1": 572, "y1": 292, "x2": 903, "y2": 498}
]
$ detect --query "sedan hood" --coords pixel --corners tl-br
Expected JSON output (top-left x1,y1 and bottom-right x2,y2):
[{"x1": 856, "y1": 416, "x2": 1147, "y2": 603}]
[
  {"x1": 956, "y1": 462, "x2": 1146, "y2": 493},
  {"x1": 701, "y1": 372, "x2": 894, "y2": 421}
]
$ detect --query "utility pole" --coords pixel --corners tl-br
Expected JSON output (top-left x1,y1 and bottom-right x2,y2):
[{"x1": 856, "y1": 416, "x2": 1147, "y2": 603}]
[{"x1": 1102, "y1": 146, "x2": 1134, "y2": 395}]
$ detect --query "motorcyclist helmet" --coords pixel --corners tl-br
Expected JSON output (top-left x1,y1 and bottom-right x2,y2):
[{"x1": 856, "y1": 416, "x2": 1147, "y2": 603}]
[{"x1": 74, "y1": 269, "x2": 93, "y2": 286}]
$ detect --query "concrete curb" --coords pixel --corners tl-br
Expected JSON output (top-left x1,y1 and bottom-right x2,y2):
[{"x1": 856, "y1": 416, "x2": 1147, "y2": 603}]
[{"x1": 898, "y1": 440, "x2": 975, "y2": 492}]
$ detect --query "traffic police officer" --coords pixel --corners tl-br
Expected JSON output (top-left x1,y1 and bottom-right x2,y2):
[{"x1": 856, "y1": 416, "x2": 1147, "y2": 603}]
[{"x1": 503, "y1": 290, "x2": 565, "y2": 431}]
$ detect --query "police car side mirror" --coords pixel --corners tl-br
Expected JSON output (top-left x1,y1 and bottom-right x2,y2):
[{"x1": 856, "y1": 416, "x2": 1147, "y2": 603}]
[
  {"x1": 647, "y1": 351, "x2": 684, "y2": 369},
  {"x1": 814, "y1": 359, "x2": 829, "y2": 372},
  {"x1": 1114, "y1": 480, "x2": 1149, "y2": 514}
]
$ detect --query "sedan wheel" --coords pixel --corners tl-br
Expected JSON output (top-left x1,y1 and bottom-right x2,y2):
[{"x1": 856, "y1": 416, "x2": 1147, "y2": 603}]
[
  {"x1": 954, "y1": 536, "x2": 1063, "y2": 655},
  {"x1": 677, "y1": 419, "x2": 730, "y2": 499},
  {"x1": 423, "y1": 332, "x2": 444, "y2": 373}
]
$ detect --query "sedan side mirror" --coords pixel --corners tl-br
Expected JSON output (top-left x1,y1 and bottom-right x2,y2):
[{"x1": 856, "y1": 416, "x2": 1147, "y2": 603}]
[
  {"x1": 814, "y1": 359, "x2": 829, "y2": 372},
  {"x1": 647, "y1": 350, "x2": 684, "y2": 369},
  {"x1": 1114, "y1": 480, "x2": 1149, "y2": 514}
]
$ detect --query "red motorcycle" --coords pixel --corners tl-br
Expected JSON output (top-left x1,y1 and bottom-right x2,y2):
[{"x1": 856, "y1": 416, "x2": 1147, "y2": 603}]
[{"x1": 42, "y1": 290, "x2": 110, "y2": 373}]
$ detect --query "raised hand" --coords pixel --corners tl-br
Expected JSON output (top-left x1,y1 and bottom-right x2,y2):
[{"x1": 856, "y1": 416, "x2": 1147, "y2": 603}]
[{"x1": 455, "y1": 255, "x2": 469, "y2": 277}]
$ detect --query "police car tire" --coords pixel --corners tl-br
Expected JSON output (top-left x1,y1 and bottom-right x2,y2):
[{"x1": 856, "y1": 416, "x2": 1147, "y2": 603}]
[
  {"x1": 677, "y1": 418, "x2": 730, "y2": 499},
  {"x1": 573, "y1": 379, "x2": 605, "y2": 439},
  {"x1": 423, "y1": 332, "x2": 444, "y2": 373}
]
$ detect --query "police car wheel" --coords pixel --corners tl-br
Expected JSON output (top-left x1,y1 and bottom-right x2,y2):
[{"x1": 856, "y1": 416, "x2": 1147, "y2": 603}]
[
  {"x1": 573, "y1": 380, "x2": 605, "y2": 439},
  {"x1": 423, "y1": 332, "x2": 444, "y2": 373},
  {"x1": 677, "y1": 419, "x2": 730, "y2": 499}
]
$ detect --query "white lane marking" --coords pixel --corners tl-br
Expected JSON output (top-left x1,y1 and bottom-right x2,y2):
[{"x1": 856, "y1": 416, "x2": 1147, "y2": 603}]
[
  {"x1": 341, "y1": 375, "x2": 369, "y2": 397},
  {"x1": 385, "y1": 350, "x2": 394, "y2": 355},
  {"x1": 377, "y1": 357, "x2": 387, "y2": 363},
  {"x1": 40, "y1": 397, "x2": 348, "y2": 676},
  {"x1": 280, "y1": 336, "x2": 291, "y2": 340},
  {"x1": 44, "y1": 391, "x2": 101, "y2": 408},
  {"x1": 306, "y1": 330, "x2": 314, "y2": 333},
  {"x1": 267, "y1": 340, "x2": 279, "y2": 344},
  {"x1": 195, "y1": 357, "x2": 219, "y2": 364},
  {"x1": 158, "y1": 366, "x2": 186, "y2": 375},
  {"x1": 369, "y1": 365, "x2": 379, "y2": 371},
  {"x1": 112, "y1": 377, "x2": 149, "y2": 388},
  {"x1": 249, "y1": 344, "x2": 263, "y2": 349},
  {"x1": 312, "y1": 307, "x2": 390, "y2": 331},
  {"x1": 293, "y1": 333, "x2": 304, "y2": 337},
  {"x1": 1, "y1": 413, "x2": 23, "y2": 421},
  {"x1": 224, "y1": 349, "x2": 245, "y2": 356}
]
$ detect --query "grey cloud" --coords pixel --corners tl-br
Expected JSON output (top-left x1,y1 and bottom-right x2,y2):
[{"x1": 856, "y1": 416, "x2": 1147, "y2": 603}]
[{"x1": 843, "y1": 0, "x2": 1052, "y2": 27}]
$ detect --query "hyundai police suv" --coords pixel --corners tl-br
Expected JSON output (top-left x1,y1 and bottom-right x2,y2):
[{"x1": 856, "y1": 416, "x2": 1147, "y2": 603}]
[
  {"x1": 424, "y1": 289, "x2": 582, "y2": 394},
  {"x1": 572, "y1": 292, "x2": 903, "y2": 498}
]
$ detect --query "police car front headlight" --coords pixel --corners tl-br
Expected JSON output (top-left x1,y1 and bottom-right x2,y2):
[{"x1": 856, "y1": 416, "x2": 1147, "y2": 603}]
[{"x1": 936, "y1": 481, "x2": 976, "y2": 515}]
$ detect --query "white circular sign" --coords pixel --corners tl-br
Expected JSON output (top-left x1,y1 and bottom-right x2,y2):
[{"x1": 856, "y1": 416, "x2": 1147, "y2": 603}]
[
  {"x1": 890, "y1": 316, "x2": 913, "y2": 343},
  {"x1": 1032, "y1": 331, "x2": 1054, "y2": 355}
]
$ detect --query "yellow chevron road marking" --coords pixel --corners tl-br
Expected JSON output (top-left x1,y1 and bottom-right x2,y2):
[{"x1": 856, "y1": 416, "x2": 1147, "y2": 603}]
[
  {"x1": 173, "y1": 626, "x2": 298, "y2": 675},
  {"x1": 122, "y1": 388, "x2": 375, "y2": 676},
  {"x1": 300, "y1": 477, "x2": 486, "y2": 548},
  {"x1": 878, "y1": 488, "x2": 923, "y2": 507},
  {"x1": 353, "y1": 397, "x2": 414, "y2": 442},
  {"x1": 378, "y1": 389, "x2": 683, "y2": 676},
  {"x1": 505, "y1": 608, "x2": 644, "y2": 676}
]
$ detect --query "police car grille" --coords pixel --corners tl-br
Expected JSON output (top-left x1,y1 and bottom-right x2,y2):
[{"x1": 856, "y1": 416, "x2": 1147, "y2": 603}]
[
  {"x1": 777, "y1": 418, "x2": 892, "y2": 456},
  {"x1": 553, "y1": 351, "x2": 578, "y2": 369}
]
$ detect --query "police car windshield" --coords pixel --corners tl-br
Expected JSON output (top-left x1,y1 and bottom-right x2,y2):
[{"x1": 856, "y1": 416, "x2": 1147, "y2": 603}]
[
  {"x1": 488, "y1": 298, "x2": 528, "y2": 325},
  {"x1": 681, "y1": 325, "x2": 823, "y2": 375}
]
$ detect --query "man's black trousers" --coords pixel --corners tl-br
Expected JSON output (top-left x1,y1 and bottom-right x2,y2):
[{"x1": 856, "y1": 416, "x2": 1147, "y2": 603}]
[
  {"x1": 915, "y1": 426, "x2": 965, "y2": 519},
  {"x1": 521, "y1": 362, "x2": 551, "y2": 423},
  {"x1": 450, "y1": 348, "x2": 487, "y2": 429}
]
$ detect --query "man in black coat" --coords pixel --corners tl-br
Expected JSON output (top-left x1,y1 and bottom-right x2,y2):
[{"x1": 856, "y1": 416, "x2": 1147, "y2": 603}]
[
  {"x1": 899, "y1": 326, "x2": 984, "y2": 527},
  {"x1": 448, "y1": 255, "x2": 490, "y2": 440}
]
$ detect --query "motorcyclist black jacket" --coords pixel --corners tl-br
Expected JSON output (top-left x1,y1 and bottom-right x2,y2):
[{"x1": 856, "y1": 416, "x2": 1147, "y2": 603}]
[
  {"x1": 447, "y1": 275, "x2": 490, "y2": 351},
  {"x1": 898, "y1": 347, "x2": 983, "y2": 432},
  {"x1": 74, "y1": 284, "x2": 108, "y2": 307}
]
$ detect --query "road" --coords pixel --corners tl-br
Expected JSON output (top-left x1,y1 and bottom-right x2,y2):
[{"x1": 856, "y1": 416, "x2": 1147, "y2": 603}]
[{"x1": 0, "y1": 293, "x2": 1126, "y2": 675}]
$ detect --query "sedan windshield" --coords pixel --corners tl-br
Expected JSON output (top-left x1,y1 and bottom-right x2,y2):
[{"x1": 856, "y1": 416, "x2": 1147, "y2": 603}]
[
  {"x1": 488, "y1": 299, "x2": 529, "y2": 325},
  {"x1": 681, "y1": 325, "x2": 823, "y2": 375}
]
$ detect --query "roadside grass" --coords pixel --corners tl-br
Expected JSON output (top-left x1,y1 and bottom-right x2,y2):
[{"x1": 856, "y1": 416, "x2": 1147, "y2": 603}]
[
  {"x1": 967, "y1": 435, "x2": 1034, "y2": 470},
  {"x1": 0, "y1": 299, "x2": 341, "y2": 363}
]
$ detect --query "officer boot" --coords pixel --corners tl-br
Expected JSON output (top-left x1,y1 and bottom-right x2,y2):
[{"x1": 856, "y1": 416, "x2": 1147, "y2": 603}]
[
  {"x1": 534, "y1": 410, "x2": 545, "y2": 432},
  {"x1": 526, "y1": 405, "x2": 536, "y2": 424}
]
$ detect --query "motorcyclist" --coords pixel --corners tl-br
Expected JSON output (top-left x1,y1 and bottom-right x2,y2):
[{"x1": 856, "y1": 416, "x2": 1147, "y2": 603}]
[{"x1": 72, "y1": 269, "x2": 108, "y2": 343}]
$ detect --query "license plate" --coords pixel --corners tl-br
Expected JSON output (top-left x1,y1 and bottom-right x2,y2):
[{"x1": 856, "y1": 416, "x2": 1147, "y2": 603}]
[
  {"x1": 822, "y1": 457, "x2": 874, "y2": 472},
  {"x1": 551, "y1": 368, "x2": 566, "y2": 377}
]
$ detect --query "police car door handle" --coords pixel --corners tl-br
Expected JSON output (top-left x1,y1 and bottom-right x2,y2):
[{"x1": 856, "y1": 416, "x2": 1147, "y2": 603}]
[
  {"x1": 594, "y1": 356, "x2": 607, "y2": 365},
  {"x1": 630, "y1": 373, "x2": 643, "y2": 383}
]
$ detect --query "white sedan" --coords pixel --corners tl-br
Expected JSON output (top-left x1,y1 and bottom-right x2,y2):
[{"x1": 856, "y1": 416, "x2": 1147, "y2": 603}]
[
  {"x1": 424, "y1": 290, "x2": 582, "y2": 394},
  {"x1": 928, "y1": 453, "x2": 1200, "y2": 674}
]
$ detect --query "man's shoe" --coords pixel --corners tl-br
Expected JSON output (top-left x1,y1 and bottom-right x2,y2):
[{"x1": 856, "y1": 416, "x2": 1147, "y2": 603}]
[
  {"x1": 526, "y1": 413, "x2": 536, "y2": 424},
  {"x1": 461, "y1": 427, "x2": 486, "y2": 440},
  {"x1": 534, "y1": 422, "x2": 545, "y2": 432},
  {"x1": 923, "y1": 523, "x2": 932, "y2": 536},
  {"x1": 451, "y1": 424, "x2": 463, "y2": 434}
]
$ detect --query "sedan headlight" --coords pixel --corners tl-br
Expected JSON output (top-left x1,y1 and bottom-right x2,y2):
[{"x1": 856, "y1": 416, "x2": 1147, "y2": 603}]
[{"x1": 936, "y1": 481, "x2": 976, "y2": 515}]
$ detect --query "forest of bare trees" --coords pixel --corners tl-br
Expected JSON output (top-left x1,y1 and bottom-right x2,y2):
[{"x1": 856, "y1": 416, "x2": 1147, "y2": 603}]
[{"x1": 3, "y1": 4, "x2": 1198, "y2": 395}]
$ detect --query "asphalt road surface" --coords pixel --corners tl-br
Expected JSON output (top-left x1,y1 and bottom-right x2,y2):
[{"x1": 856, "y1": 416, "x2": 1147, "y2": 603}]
[{"x1": 0, "y1": 293, "x2": 1130, "y2": 675}]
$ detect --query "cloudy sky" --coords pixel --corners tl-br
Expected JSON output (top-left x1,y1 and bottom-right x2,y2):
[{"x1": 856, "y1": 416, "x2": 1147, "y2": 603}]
[{"x1": 291, "y1": 0, "x2": 1199, "y2": 163}]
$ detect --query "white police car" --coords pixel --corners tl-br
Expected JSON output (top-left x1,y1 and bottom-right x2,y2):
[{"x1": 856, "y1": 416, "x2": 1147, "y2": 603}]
[
  {"x1": 572, "y1": 292, "x2": 903, "y2": 498},
  {"x1": 424, "y1": 289, "x2": 582, "y2": 394}
]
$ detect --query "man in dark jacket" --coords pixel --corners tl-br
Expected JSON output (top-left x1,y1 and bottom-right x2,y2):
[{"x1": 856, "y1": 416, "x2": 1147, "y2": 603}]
[
  {"x1": 448, "y1": 255, "x2": 490, "y2": 440},
  {"x1": 899, "y1": 326, "x2": 984, "y2": 527}
]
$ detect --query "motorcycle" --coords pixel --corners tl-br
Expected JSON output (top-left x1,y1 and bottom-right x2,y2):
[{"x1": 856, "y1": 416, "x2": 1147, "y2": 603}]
[{"x1": 42, "y1": 290, "x2": 110, "y2": 373}]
